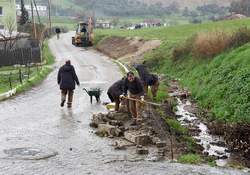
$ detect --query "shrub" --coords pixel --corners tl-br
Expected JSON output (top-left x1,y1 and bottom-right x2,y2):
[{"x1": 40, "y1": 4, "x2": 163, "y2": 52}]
[
  {"x1": 172, "y1": 35, "x2": 196, "y2": 61},
  {"x1": 192, "y1": 31, "x2": 231, "y2": 58},
  {"x1": 165, "y1": 118, "x2": 187, "y2": 135},
  {"x1": 230, "y1": 27, "x2": 250, "y2": 48}
]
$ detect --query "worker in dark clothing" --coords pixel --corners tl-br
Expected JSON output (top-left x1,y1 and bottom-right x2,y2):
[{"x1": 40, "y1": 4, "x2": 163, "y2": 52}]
[
  {"x1": 107, "y1": 78, "x2": 125, "y2": 111},
  {"x1": 55, "y1": 27, "x2": 61, "y2": 39},
  {"x1": 57, "y1": 60, "x2": 80, "y2": 108},
  {"x1": 121, "y1": 72, "x2": 144, "y2": 123},
  {"x1": 135, "y1": 63, "x2": 159, "y2": 98}
]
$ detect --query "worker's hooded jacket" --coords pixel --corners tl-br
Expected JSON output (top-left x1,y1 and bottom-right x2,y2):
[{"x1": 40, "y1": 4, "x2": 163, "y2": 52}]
[
  {"x1": 107, "y1": 79, "x2": 125, "y2": 100},
  {"x1": 123, "y1": 77, "x2": 144, "y2": 96},
  {"x1": 135, "y1": 64, "x2": 158, "y2": 86},
  {"x1": 57, "y1": 64, "x2": 79, "y2": 90}
]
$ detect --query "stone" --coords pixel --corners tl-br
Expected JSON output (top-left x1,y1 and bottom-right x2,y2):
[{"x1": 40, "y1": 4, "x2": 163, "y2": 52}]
[
  {"x1": 156, "y1": 141, "x2": 167, "y2": 148},
  {"x1": 108, "y1": 120, "x2": 122, "y2": 126},
  {"x1": 115, "y1": 128, "x2": 123, "y2": 137},
  {"x1": 210, "y1": 141, "x2": 226, "y2": 147},
  {"x1": 136, "y1": 148, "x2": 149, "y2": 155},
  {"x1": 158, "y1": 147, "x2": 168, "y2": 156},
  {"x1": 113, "y1": 139, "x2": 134, "y2": 150},
  {"x1": 98, "y1": 124, "x2": 118, "y2": 137},
  {"x1": 92, "y1": 113, "x2": 106, "y2": 126},
  {"x1": 151, "y1": 137, "x2": 161, "y2": 144},
  {"x1": 124, "y1": 131, "x2": 151, "y2": 146},
  {"x1": 89, "y1": 122, "x2": 98, "y2": 128},
  {"x1": 108, "y1": 112, "x2": 130, "y2": 121}
]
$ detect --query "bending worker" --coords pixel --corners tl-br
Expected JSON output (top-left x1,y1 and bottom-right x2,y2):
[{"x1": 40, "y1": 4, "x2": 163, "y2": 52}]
[
  {"x1": 107, "y1": 78, "x2": 125, "y2": 111},
  {"x1": 121, "y1": 72, "x2": 145, "y2": 124},
  {"x1": 135, "y1": 63, "x2": 159, "y2": 98}
]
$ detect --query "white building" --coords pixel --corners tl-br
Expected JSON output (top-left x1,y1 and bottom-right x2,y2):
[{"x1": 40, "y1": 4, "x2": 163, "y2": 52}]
[{"x1": 16, "y1": 4, "x2": 47, "y2": 17}]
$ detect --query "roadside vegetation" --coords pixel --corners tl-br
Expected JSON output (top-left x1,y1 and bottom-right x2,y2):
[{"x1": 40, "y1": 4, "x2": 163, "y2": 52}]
[
  {"x1": 178, "y1": 154, "x2": 203, "y2": 164},
  {"x1": 95, "y1": 18, "x2": 250, "y2": 123}
]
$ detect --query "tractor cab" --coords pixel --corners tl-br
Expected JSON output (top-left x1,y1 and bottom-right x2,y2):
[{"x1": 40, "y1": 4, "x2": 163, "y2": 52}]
[{"x1": 72, "y1": 18, "x2": 94, "y2": 47}]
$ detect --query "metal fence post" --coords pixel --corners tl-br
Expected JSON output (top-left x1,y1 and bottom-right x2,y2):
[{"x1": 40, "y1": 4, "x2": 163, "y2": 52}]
[
  {"x1": 19, "y1": 68, "x2": 23, "y2": 84},
  {"x1": 28, "y1": 66, "x2": 30, "y2": 79},
  {"x1": 9, "y1": 72, "x2": 12, "y2": 90}
]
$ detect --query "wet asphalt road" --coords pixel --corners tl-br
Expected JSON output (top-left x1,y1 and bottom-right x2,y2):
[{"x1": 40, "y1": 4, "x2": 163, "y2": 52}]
[{"x1": 0, "y1": 32, "x2": 248, "y2": 175}]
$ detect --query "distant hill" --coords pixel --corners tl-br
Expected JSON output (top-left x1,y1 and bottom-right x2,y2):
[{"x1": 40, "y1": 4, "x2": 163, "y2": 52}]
[
  {"x1": 139, "y1": 0, "x2": 233, "y2": 8},
  {"x1": 19, "y1": 0, "x2": 233, "y2": 17}
]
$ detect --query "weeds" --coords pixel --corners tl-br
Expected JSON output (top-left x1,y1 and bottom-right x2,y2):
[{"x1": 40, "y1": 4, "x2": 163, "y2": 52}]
[
  {"x1": 192, "y1": 30, "x2": 231, "y2": 58},
  {"x1": 178, "y1": 154, "x2": 202, "y2": 164},
  {"x1": 165, "y1": 118, "x2": 187, "y2": 135},
  {"x1": 173, "y1": 27, "x2": 250, "y2": 59}
]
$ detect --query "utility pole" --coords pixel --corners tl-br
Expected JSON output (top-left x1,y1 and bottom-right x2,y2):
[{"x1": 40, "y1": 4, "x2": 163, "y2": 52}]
[
  {"x1": 48, "y1": 0, "x2": 52, "y2": 36},
  {"x1": 30, "y1": 0, "x2": 37, "y2": 39}
]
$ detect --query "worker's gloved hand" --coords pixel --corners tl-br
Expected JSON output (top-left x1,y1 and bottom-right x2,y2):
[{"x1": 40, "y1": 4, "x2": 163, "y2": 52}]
[
  {"x1": 140, "y1": 96, "x2": 145, "y2": 102},
  {"x1": 119, "y1": 95, "x2": 125, "y2": 99}
]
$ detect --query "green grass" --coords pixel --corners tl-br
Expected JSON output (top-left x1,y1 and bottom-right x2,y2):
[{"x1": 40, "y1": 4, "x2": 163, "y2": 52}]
[
  {"x1": 165, "y1": 118, "x2": 188, "y2": 135},
  {"x1": 95, "y1": 18, "x2": 250, "y2": 44},
  {"x1": 95, "y1": 18, "x2": 250, "y2": 123},
  {"x1": 178, "y1": 154, "x2": 202, "y2": 164},
  {"x1": 15, "y1": 67, "x2": 52, "y2": 94},
  {"x1": 0, "y1": 67, "x2": 40, "y2": 94},
  {"x1": 42, "y1": 40, "x2": 56, "y2": 65},
  {"x1": 39, "y1": 16, "x2": 77, "y2": 30},
  {"x1": 152, "y1": 83, "x2": 168, "y2": 103}
]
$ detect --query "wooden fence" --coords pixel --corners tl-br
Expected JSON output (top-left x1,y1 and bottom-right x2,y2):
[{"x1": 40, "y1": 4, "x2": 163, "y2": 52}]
[{"x1": 0, "y1": 47, "x2": 41, "y2": 66}]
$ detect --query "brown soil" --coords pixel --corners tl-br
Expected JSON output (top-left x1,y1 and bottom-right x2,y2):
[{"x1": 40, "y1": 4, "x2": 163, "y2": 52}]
[{"x1": 96, "y1": 36, "x2": 161, "y2": 65}]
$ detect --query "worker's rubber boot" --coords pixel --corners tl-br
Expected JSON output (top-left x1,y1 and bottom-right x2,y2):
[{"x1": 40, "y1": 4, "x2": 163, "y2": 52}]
[
  {"x1": 67, "y1": 102, "x2": 72, "y2": 108},
  {"x1": 61, "y1": 100, "x2": 65, "y2": 107}
]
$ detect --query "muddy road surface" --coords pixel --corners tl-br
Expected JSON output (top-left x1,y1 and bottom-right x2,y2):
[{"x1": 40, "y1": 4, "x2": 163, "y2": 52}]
[{"x1": 0, "y1": 32, "x2": 248, "y2": 175}]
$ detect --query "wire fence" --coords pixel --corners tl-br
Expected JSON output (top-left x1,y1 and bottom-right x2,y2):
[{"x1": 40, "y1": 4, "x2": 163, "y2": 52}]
[{"x1": 0, "y1": 64, "x2": 43, "y2": 92}]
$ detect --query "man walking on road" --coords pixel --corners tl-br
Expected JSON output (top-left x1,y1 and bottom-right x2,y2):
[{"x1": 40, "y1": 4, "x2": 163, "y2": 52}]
[
  {"x1": 121, "y1": 72, "x2": 145, "y2": 124},
  {"x1": 55, "y1": 27, "x2": 61, "y2": 39},
  {"x1": 57, "y1": 60, "x2": 80, "y2": 108}
]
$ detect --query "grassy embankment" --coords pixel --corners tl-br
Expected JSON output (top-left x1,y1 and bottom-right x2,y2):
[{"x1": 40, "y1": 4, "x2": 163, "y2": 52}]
[
  {"x1": 39, "y1": 16, "x2": 77, "y2": 30},
  {"x1": 0, "y1": 41, "x2": 55, "y2": 95},
  {"x1": 95, "y1": 19, "x2": 250, "y2": 123}
]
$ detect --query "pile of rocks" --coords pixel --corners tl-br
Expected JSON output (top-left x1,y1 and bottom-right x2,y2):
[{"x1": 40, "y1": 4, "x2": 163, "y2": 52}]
[{"x1": 90, "y1": 112, "x2": 169, "y2": 157}]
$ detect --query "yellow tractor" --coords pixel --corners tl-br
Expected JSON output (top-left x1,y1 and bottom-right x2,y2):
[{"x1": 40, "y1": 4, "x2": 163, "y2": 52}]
[{"x1": 72, "y1": 17, "x2": 94, "y2": 47}]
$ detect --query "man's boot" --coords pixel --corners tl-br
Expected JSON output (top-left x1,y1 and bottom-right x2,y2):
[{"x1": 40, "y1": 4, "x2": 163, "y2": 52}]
[
  {"x1": 61, "y1": 90, "x2": 67, "y2": 107},
  {"x1": 67, "y1": 90, "x2": 74, "y2": 108}
]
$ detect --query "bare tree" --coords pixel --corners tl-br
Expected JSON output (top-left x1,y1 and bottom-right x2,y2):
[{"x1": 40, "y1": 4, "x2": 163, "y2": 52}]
[
  {"x1": 19, "y1": 0, "x2": 29, "y2": 25},
  {"x1": 0, "y1": 16, "x2": 21, "y2": 52}
]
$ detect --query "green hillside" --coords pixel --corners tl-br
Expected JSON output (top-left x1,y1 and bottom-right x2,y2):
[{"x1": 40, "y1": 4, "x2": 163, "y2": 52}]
[{"x1": 95, "y1": 19, "x2": 250, "y2": 123}]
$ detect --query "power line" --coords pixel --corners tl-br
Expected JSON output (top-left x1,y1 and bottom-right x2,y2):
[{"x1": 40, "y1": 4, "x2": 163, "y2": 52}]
[{"x1": 48, "y1": 0, "x2": 52, "y2": 35}]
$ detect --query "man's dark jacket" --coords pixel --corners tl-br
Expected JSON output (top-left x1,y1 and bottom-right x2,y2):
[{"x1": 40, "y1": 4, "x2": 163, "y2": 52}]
[
  {"x1": 123, "y1": 77, "x2": 144, "y2": 96},
  {"x1": 57, "y1": 64, "x2": 79, "y2": 90},
  {"x1": 107, "y1": 79, "x2": 124, "y2": 102},
  {"x1": 135, "y1": 64, "x2": 158, "y2": 86}
]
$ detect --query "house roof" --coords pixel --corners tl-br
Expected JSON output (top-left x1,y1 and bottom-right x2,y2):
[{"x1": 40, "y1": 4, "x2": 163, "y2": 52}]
[
  {"x1": 224, "y1": 13, "x2": 247, "y2": 20},
  {"x1": 143, "y1": 19, "x2": 161, "y2": 24}
]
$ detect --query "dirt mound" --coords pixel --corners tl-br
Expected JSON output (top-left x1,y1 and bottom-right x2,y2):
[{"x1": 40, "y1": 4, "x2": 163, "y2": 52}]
[{"x1": 96, "y1": 36, "x2": 160, "y2": 65}]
